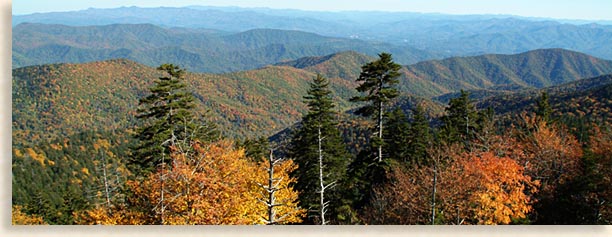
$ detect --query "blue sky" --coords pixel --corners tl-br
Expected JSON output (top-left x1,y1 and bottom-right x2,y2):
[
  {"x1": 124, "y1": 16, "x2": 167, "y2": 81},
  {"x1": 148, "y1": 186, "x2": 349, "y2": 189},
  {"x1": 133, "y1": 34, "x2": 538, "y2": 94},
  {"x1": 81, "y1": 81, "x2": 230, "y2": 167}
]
[{"x1": 11, "y1": 0, "x2": 612, "y2": 21}]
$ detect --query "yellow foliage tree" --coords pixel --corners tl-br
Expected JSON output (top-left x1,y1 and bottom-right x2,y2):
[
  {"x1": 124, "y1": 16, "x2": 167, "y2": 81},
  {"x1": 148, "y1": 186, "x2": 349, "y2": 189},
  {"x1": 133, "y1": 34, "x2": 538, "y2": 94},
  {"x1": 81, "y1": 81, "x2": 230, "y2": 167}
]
[
  {"x1": 75, "y1": 205, "x2": 146, "y2": 225},
  {"x1": 252, "y1": 153, "x2": 306, "y2": 224},
  {"x1": 12, "y1": 205, "x2": 46, "y2": 225},
  {"x1": 123, "y1": 140, "x2": 304, "y2": 225},
  {"x1": 454, "y1": 151, "x2": 537, "y2": 225}
]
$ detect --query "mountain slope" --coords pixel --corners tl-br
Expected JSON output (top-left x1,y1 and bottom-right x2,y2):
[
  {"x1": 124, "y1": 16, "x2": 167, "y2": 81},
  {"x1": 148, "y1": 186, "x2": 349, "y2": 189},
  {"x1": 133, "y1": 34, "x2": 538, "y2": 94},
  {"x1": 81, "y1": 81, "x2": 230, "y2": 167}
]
[
  {"x1": 401, "y1": 49, "x2": 612, "y2": 97},
  {"x1": 280, "y1": 49, "x2": 612, "y2": 98},
  {"x1": 14, "y1": 49, "x2": 612, "y2": 147},
  {"x1": 12, "y1": 59, "x2": 362, "y2": 147},
  {"x1": 478, "y1": 74, "x2": 612, "y2": 124}
]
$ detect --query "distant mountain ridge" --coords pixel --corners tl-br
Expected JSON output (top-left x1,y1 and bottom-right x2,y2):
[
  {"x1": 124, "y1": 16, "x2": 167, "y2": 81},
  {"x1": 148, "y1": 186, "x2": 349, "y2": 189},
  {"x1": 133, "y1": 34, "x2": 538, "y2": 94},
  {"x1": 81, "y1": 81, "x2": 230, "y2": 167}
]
[
  {"x1": 13, "y1": 6, "x2": 612, "y2": 60},
  {"x1": 12, "y1": 23, "x2": 437, "y2": 73}
]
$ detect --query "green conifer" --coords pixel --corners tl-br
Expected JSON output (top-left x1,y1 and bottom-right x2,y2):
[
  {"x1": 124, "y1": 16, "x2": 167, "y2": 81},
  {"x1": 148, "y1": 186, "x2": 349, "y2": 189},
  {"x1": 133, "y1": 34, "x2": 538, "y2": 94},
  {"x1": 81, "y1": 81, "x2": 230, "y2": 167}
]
[
  {"x1": 289, "y1": 74, "x2": 350, "y2": 224},
  {"x1": 407, "y1": 105, "x2": 432, "y2": 166},
  {"x1": 130, "y1": 64, "x2": 218, "y2": 175},
  {"x1": 350, "y1": 52, "x2": 401, "y2": 162},
  {"x1": 440, "y1": 90, "x2": 480, "y2": 145}
]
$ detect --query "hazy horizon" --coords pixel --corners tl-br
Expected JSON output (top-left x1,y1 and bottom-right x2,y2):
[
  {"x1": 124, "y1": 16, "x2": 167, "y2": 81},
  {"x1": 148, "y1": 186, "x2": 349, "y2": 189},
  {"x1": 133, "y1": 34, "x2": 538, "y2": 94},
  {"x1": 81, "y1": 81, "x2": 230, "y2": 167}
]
[{"x1": 12, "y1": 0, "x2": 612, "y2": 22}]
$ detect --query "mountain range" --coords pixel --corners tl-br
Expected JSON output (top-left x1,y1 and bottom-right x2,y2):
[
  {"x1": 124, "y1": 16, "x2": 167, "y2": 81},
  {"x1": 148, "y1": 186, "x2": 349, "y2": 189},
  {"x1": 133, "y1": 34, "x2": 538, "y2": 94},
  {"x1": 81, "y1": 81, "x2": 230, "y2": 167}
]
[
  {"x1": 13, "y1": 6, "x2": 612, "y2": 61},
  {"x1": 12, "y1": 23, "x2": 437, "y2": 73}
]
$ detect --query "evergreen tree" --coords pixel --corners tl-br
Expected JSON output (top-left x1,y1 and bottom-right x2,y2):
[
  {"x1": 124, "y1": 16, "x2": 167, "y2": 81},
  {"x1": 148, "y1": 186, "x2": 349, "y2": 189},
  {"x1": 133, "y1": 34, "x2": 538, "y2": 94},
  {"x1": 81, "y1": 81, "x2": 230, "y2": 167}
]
[
  {"x1": 350, "y1": 52, "x2": 401, "y2": 162},
  {"x1": 343, "y1": 146, "x2": 387, "y2": 221},
  {"x1": 288, "y1": 74, "x2": 351, "y2": 224},
  {"x1": 536, "y1": 91, "x2": 553, "y2": 123},
  {"x1": 384, "y1": 108, "x2": 411, "y2": 163},
  {"x1": 56, "y1": 188, "x2": 89, "y2": 224},
  {"x1": 473, "y1": 107, "x2": 497, "y2": 151},
  {"x1": 407, "y1": 105, "x2": 432, "y2": 166},
  {"x1": 130, "y1": 64, "x2": 218, "y2": 175},
  {"x1": 26, "y1": 190, "x2": 56, "y2": 224},
  {"x1": 440, "y1": 90, "x2": 480, "y2": 146},
  {"x1": 239, "y1": 136, "x2": 270, "y2": 162}
]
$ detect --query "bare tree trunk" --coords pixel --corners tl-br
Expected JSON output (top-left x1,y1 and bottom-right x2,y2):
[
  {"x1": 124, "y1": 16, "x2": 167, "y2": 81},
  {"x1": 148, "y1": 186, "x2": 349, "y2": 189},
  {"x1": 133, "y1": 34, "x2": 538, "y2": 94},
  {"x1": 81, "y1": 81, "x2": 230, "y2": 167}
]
[
  {"x1": 378, "y1": 100, "x2": 383, "y2": 162},
  {"x1": 318, "y1": 125, "x2": 327, "y2": 225},
  {"x1": 268, "y1": 150, "x2": 277, "y2": 224},
  {"x1": 456, "y1": 206, "x2": 461, "y2": 225},
  {"x1": 160, "y1": 153, "x2": 165, "y2": 225},
  {"x1": 465, "y1": 114, "x2": 470, "y2": 151},
  {"x1": 257, "y1": 149, "x2": 285, "y2": 225},
  {"x1": 101, "y1": 151, "x2": 111, "y2": 209},
  {"x1": 431, "y1": 162, "x2": 437, "y2": 225}
]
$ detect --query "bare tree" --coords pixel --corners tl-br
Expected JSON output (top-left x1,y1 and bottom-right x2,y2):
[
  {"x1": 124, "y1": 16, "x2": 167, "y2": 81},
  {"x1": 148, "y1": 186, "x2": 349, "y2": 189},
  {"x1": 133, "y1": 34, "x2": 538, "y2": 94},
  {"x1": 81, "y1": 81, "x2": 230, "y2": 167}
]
[{"x1": 257, "y1": 149, "x2": 302, "y2": 225}]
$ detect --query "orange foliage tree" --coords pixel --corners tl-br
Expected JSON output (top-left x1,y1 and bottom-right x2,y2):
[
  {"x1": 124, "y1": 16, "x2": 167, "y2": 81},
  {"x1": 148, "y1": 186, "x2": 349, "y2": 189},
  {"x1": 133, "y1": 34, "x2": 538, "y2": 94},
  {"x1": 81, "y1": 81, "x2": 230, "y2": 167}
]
[
  {"x1": 364, "y1": 145, "x2": 537, "y2": 225},
  {"x1": 450, "y1": 151, "x2": 537, "y2": 224},
  {"x1": 513, "y1": 115, "x2": 583, "y2": 202},
  {"x1": 75, "y1": 205, "x2": 146, "y2": 225}
]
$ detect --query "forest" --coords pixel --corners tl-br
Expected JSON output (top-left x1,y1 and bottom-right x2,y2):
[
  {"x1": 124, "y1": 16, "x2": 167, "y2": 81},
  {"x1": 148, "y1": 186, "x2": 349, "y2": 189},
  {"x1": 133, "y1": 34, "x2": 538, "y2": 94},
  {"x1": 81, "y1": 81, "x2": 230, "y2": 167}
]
[{"x1": 11, "y1": 53, "x2": 612, "y2": 225}]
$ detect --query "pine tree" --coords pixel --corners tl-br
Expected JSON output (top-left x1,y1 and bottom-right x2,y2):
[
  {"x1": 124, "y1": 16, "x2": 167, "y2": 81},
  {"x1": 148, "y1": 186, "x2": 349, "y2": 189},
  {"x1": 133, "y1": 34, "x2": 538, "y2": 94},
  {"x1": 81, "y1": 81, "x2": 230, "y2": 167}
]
[
  {"x1": 536, "y1": 91, "x2": 553, "y2": 123},
  {"x1": 288, "y1": 74, "x2": 350, "y2": 224},
  {"x1": 407, "y1": 105, "x2": 432, "y2": 166},
  {"x1": 56, "y1": 188, "x2": 89, "y2": 224},
  {"x1": 350, "y1": 52, "x2": 401, "y2": 162},
  {"x1": 440, "y1": 90, "x2": 480, "y2": 146},
  {"x1": 26, "y1": 191, "x2": 55, "y2": 224},
  {"x1": 383, "y1": 108, "x2": 411, "y2": 163},
  {"x1": 239, "y1": 136, "x2": 270, "y2": 162},
  {"x1": 130, "y1": 64, "x2": 218, "y2": 175}
]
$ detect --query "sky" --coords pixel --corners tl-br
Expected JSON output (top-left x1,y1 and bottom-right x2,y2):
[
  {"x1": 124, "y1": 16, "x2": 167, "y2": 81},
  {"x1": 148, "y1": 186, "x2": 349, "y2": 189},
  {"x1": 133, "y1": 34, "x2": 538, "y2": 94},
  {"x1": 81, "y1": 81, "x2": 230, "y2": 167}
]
[{"x1": 10, "y1": 0, "x2": 612, "y2": 21}]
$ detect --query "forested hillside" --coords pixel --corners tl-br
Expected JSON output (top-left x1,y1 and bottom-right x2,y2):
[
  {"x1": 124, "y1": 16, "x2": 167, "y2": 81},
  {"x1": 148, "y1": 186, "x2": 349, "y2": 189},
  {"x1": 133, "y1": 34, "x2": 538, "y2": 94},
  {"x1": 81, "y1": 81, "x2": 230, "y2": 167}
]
[
  {"x1": 281, "y1": 49, "x2": 612, "y2": 98},
  {"x1": 12, "y1": 59, "x2": 360, "y2": 146},
  {"x1": 15, "y1": 49, "x2": 611, "y2": 148},
  {"x1": 400, "y1": 48, "x2": 612, "y2": 97},
  {"x1": 479, "y1": 74, "x2": 612, "y2": 127}
]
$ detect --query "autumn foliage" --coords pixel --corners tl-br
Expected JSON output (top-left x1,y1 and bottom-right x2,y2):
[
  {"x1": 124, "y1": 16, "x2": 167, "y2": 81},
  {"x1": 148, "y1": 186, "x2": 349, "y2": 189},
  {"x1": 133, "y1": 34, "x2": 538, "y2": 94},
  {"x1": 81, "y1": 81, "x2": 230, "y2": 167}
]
[
  {"x1": 516, "y1": 115, "x2": 583, "y2": 193},
  {"x1": 451, "y1": 152, "x2": 537, "y2": 224},
  {"x1": 253, "y1": 157, "x2": 307, "y2": 224},
  {"x1": 78, "y1": 140, "x2": 304, "y2": 225},
  {"x1": 364, "y1": 145, "x2": 537, "y2": 225},
  {"x1": 585, "y1": 125, "x2": 612, "y2": 223},
  {"x1": 12, "y1": 205, "x2": 47, "y2": 225}
]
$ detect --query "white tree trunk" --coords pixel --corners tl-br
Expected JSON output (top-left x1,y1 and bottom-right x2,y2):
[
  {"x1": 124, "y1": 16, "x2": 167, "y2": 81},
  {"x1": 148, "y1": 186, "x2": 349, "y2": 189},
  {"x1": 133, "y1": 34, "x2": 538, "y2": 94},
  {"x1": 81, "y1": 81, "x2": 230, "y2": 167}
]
[
  {"x1": 101, "y1": 152, "x2": 111, "y2": 209},
  {"x1": 378, "y1": 100, "x2": 383, "y2": 162},
  {"x1": 268, "y1": 150, "x2": 277, "y2": 224},
  {"x1": 318, "y1": 125, "x2": 327, "y2": 225}
]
